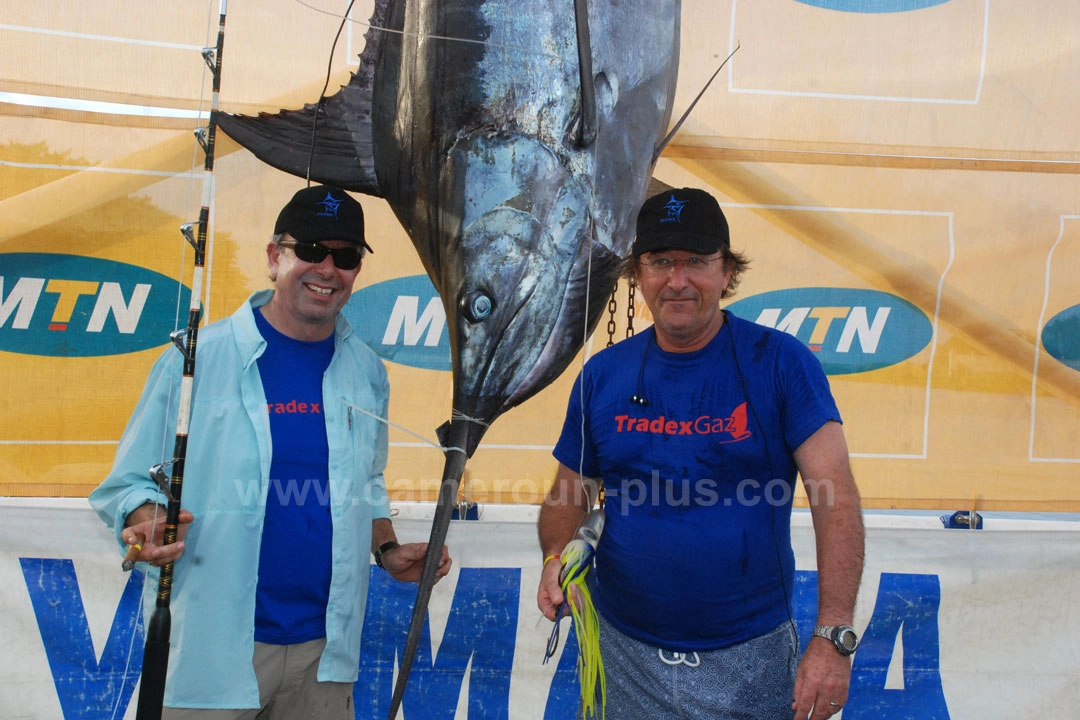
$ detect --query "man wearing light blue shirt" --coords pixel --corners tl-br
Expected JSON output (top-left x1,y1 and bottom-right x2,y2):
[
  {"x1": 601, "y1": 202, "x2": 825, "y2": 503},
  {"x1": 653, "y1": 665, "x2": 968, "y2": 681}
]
[{"x1": 91, "y1": 186, "x2": 451, "y2": 719}]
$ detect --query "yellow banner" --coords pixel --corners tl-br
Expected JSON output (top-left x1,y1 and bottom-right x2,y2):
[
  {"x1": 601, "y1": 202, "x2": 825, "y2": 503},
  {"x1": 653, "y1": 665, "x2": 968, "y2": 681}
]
[{"x1": 2, "y1": 0, "x2": 1078, "y2": 509}]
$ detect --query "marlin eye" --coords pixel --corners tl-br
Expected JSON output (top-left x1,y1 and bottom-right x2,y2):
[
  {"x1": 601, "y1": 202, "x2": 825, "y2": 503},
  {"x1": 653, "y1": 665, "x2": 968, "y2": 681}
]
[{"x1": 460, "y1": 291, "x2": 493, "y2": 323}]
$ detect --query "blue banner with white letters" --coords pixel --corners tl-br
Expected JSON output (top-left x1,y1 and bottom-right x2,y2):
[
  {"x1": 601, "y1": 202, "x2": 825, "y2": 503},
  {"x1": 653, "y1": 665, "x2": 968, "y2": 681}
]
[{"x1": 8, "y1": 501, "x2": 1076, "y2": 720}]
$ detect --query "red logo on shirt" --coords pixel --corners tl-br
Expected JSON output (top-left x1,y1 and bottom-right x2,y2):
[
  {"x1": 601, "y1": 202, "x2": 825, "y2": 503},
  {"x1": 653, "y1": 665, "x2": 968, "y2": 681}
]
[
  {"x1": 613, "y1": 402, "x2": 752, "y2": 443},
  {"x1": 267, "y1": 399, "x2": 322, "y2": 415}
]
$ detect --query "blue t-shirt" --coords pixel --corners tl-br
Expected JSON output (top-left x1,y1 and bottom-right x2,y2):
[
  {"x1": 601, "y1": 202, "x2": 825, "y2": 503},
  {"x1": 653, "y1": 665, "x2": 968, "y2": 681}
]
[
  {"x1": 253, "y1": 309, "x2": 336, "y2": 644},
  {"x1": 553, "y1": 311, "x2": 841, "y2": 652}
]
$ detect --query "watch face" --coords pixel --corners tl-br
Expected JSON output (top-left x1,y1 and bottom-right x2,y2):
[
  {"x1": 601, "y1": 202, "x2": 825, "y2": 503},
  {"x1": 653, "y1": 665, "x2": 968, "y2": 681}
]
[{"x1": 838, "y1": 628, "x2": 858, "y2": 652}]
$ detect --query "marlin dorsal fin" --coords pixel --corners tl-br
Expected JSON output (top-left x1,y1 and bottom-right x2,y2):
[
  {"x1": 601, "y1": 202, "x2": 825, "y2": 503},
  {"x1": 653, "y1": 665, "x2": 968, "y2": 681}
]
[{"x1": 652, "y1": 43, "x2": 740, "y2": 165}]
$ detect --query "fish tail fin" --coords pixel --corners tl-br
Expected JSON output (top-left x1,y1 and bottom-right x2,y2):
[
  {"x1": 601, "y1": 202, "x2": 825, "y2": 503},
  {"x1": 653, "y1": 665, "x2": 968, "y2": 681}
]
[
  {"x1": 217, "y1": 0, "x2": 392, "y2": 195},
  {"x1": 217, "y1": 95, "x2": 378, "y2": 195}
]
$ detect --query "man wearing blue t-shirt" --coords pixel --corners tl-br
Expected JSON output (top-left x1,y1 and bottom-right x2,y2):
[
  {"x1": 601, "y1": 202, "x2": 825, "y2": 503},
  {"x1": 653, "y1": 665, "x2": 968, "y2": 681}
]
[
  {"x1": 92, "y1": 185, "x2": 451, "y2": 719},
  {"x1": 538, "y1": 187, "x2": 864, "y2": 720}
]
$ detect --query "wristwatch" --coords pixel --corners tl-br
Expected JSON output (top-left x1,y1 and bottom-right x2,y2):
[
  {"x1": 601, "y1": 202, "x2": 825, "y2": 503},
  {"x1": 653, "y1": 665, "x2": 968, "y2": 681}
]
[
  {"x1": 374, "y1": 541, "x2": 400, "y2": 569},
  {"x1": 812, "y1": 624, "x2": 859, "y2": 656}
]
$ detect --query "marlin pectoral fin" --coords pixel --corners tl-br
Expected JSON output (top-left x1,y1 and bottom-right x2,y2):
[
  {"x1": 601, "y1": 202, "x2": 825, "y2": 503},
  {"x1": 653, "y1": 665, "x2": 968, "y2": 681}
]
[{"x1": 572, "y1": 0, "x2": 597, "y2": 149}]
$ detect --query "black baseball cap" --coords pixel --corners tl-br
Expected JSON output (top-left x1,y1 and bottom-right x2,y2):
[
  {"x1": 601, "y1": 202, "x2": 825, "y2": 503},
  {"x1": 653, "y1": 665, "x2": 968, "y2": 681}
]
[
  {"x1": 274, "y1": 185, "x2": 372, "y2": 253},
  {"x1": 632, "y1": 187, "x2": 729, "y2": 256}
]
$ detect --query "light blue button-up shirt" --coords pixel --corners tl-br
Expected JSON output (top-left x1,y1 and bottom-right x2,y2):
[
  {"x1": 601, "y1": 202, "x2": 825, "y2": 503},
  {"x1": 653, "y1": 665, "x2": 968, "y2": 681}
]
[{"x1": 90, "y1": 291, "x2": 391, "y2": 708}]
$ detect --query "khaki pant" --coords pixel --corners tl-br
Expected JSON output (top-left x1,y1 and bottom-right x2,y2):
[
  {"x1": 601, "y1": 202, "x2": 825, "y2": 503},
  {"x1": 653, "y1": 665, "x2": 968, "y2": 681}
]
[{"x1": 163, "y1": 638, "x2": 353, "y2": 720}]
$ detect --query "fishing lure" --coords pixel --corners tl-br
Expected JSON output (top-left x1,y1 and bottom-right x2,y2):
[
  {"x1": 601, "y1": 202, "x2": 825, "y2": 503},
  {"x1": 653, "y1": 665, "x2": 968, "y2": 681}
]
[{"x1": 544, "y1": 509, "x2": 606, "y2": 720}]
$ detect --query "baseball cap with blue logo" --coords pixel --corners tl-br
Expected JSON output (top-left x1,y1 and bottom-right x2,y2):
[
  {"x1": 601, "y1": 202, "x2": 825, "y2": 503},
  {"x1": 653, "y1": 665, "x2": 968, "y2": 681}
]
[
  {"x1": 632, "y1": 187, "x2": 729, "y2": 257},
  {"x1": 274, "y1": 185, "x2": 372, "y2": 253}
]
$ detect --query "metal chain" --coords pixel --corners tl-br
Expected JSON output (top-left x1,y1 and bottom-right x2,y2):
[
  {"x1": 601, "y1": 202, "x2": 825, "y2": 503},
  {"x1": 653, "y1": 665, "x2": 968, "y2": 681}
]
[
  {"x1": 599, "y1": 277, "x2": 634, "y2": 508},
  {"x1": 606, "y1": 282, "x2": 618, "y2": 347}
]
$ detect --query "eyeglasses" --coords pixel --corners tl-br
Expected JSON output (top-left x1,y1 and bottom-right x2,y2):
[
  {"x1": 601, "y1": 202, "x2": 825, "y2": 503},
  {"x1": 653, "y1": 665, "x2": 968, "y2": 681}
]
[
  {"x1": 278, "y1": 240, "x2": 363, "y2": 270},
  {"x1": 638, "y1": 255, "x2": 724, "y2": 275}
]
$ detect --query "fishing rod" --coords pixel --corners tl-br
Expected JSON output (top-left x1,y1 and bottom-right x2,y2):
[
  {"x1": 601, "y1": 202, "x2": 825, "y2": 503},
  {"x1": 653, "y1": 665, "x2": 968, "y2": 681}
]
[{"x1": 131, "y1": 3, "x2": 228, "y2": 718}]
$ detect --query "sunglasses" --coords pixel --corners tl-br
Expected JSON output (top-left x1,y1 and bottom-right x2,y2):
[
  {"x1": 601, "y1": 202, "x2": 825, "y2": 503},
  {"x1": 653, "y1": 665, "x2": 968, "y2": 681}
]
[{"x1": 278, "y1": 240, "x2": 363, "y2": 270}]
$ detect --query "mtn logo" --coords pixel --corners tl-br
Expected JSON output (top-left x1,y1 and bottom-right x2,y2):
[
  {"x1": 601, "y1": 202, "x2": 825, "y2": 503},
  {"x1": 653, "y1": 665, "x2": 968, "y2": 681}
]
[
  {"x1": 0, "y1": 253, "x2": 192, "y2": 357},
  {"x1": 1042, "y1": 305, "x2": 1080, "y2": 372},
  {"x1": 728, "y1": 287, "x2": 932, "y2": 375},
  {"x1": 344, "y1": 275, "x2": 450, "y2": 371}
]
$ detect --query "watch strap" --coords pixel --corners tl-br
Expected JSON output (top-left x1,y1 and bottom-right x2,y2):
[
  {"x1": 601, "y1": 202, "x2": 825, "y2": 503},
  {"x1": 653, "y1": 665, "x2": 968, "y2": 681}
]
[
  {"x1": 375, "y1": 541, "x2": 400, "y2": 569},
  {"x1": 813, "y1": 624, "x2": 858, "y2": 656}
]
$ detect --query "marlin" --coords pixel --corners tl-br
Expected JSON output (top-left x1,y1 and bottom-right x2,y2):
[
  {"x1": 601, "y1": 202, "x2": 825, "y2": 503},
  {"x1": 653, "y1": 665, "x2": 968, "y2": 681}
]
[{"x1": 218, "y1": 0, "x2": 681, "y2": 715}]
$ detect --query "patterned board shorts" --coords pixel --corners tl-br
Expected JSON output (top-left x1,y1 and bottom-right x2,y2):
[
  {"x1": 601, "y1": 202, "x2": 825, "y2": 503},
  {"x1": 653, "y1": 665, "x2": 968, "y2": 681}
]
[{"x1": 597, "y1": 613, "x2": 799, "y2": 720}]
